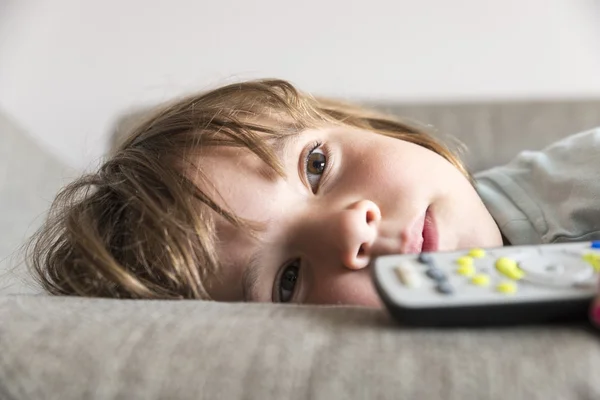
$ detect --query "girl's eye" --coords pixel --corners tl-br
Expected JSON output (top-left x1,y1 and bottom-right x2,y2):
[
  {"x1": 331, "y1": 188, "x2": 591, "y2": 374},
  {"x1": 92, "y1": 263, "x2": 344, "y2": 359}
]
[
  {"x1": 306, "y1": 146, "x2": 327, "y2": 192},
  {"x1": 278, "y1": 260, "x2": 300, "y2": 303}
]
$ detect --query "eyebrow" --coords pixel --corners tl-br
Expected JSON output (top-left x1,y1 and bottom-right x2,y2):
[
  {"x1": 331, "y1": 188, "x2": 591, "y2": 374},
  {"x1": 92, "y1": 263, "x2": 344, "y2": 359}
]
[
  {"x1": 272, "y1": 134, "x2": 300, "y2": 167},
  {"x1": 240, "y1": 135, "x2": 299, "y2": 302}
]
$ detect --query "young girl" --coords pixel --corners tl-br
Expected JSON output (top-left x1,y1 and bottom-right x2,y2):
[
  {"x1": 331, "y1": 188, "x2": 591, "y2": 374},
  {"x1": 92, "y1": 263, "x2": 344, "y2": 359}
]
[{"x1": 28, "y1": 79, "x2": 600, "y2": 320}]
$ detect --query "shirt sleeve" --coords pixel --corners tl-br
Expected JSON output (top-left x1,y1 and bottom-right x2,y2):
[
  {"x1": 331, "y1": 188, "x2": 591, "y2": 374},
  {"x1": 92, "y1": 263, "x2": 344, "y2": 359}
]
[{"x1": 474, "y1": 127, "x2": 600, "y2": 246}]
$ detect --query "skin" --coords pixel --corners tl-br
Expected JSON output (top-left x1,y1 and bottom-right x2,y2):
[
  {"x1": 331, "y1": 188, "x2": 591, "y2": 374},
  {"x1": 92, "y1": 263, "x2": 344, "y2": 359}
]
[{"x1": 194, "y1": 126, "x2": 504, "y2": 307}]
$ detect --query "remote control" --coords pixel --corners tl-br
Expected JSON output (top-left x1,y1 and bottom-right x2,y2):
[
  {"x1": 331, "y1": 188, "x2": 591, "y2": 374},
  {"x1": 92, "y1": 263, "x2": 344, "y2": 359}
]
[{"x1": 372, "y1": 241, "x2": 600, "y2": 327}]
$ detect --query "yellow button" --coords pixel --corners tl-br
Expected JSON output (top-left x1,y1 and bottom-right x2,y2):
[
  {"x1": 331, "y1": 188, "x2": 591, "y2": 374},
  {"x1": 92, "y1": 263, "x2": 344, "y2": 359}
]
[
  {"x1": 497, "y1": 281, "x2": 517, "y2": 294},
  {"x1": 456, "y1": 256, "x2": 474, "y2": 267},
  {"x1": 504, "y1": 267, "x2": 524, "y2": 280},
  {"x1": 495, "y1": 257, "x2": 524, "y2": 280},
  {"x1": 456, "y1": 264, "x2": 475, "y2": 276},
  {"x1": 496, "y1": 257, "x2": 517, "y2": 270},
  {"x1": 583, "y1": 252, "x2": 600, "y2": 272},
  {"x1": 469, "y1": 248, "x2": 486, "y2": 258},
  {"x1": 471, "y1": 274, "x2": 490, "y2": 286}
]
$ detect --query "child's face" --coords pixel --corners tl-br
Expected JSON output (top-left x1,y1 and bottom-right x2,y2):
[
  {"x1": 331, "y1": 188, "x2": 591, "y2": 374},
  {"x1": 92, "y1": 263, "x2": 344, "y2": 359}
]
[{"x1": 196, "y1": 126, "x2": 502, "y2": 307}]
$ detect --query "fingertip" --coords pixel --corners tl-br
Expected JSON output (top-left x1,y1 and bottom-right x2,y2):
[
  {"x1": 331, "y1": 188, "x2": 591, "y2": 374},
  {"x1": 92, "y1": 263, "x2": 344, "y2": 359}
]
[{"x1": 589, "y1": 300, "x2": 600, "y2": 327}]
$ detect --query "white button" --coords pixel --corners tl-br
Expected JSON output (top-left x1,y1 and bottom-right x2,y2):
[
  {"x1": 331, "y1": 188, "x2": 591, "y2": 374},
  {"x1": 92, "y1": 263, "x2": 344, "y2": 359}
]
[
  {"x1": 517, "y1": 252, "x2": 591, "y2": 287},
  {"x1": 394, "y1": 263, "x2": 422, "y2": 288}
]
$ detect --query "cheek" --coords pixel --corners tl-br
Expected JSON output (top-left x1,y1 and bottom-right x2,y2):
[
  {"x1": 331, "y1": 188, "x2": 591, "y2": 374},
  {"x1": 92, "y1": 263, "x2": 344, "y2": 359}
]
[
  {"x1": 308, "y1": 274, "x2": 383, "y2": 308},
  {"x1": 360, "y1": 141, "x2": 434, "y2": 194}
]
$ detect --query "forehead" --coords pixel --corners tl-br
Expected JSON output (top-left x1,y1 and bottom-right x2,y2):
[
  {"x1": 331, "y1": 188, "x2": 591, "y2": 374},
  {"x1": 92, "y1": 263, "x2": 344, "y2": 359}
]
[{"x1": 191, "y1": 141, "x2": 292, "y2": 221}]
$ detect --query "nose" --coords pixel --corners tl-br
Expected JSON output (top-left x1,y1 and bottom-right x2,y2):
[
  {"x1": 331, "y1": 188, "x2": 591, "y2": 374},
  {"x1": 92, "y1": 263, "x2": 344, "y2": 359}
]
[{"x1": 330, "y1": 200, "x2": 381, "y2": 270}]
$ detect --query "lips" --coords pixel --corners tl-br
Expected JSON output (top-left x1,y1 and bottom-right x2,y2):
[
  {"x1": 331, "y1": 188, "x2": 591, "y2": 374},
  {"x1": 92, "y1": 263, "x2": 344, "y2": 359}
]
[
  {"x1": 421, "y1": 207, "x2": 439, "y2": 252},
  {"x1": 401, "y1": 206, "x2": 439, "y2": 254}
]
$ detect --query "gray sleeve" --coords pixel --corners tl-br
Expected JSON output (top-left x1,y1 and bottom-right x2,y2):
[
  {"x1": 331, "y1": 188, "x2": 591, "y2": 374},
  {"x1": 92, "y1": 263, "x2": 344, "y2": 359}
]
[{"x1": 474, "y1": 127, "x2": 600, "y2": 245}]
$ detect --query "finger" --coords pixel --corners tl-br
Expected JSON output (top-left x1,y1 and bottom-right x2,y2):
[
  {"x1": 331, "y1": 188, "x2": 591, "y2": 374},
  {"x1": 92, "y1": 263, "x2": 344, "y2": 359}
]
[{"x1": 590, "y1": 297, "x2": 600, "y2": 327}]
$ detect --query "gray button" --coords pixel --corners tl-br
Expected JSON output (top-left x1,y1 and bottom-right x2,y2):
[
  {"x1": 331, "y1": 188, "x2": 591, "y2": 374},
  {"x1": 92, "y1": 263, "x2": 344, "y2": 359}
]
[
  {"x1": 418, "y1": 253, "x2": 434, "y2": 265},
  {"x1": 436, "y1": 281, "x2": 454, "y2": 295},
  {"x1": 426, "y1": 268, "x2": 447, "y2": 281}
]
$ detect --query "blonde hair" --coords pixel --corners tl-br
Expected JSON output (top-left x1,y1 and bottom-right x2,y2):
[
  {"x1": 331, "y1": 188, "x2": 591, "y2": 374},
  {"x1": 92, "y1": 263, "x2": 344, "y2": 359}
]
[{"x1": 27, "y1": 79, "x2": 469, "y2": 299}]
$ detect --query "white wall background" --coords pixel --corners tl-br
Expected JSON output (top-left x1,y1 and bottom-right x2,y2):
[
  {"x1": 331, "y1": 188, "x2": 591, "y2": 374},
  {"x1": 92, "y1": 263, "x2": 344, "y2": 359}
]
[{"x1": 1, "y1": 0, "x2": 599, "y2": 169}]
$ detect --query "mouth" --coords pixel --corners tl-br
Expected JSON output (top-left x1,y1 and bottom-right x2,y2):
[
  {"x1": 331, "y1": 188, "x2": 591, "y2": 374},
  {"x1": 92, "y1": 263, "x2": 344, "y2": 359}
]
[
  {"x1": 402, "y1": 206, "x2": 439, "y2": 254},
  {"x1": 421, "y1": 206, "x2": 439, "y2": 252}
]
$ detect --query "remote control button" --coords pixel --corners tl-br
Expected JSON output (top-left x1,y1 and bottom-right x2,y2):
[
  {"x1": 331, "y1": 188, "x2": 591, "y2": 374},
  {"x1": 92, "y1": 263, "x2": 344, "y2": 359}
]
[
  {"x1": 425, "y1": 268, "x2": 447, "y2": 281},
  {"x1": 516, "y1": 251, "x2": 593, "y2": 287},
  {"x1": 543, "y1": 263, "x2": 564, "y2": 274},
  {"x1": 394, "y1": 263, "x2": 422, "y2": 288},
  {"x1": 573, "y1": 268, "x2": 595, "y2": 284},
  {"x1": 583, "y1": 252, "x2": 600, "y2": 272},
  {"x1": 591, "y1": 241, "x2": 600, "y2": 249},
  {"x1": 471, "y1": 274, "x2": 490, "y2": 286},
  {"x1": 418, "y1": 253, "x2": 434, "y2": 265},
  {"x1": 468, "y1": 248, "x2": 486, "y2": 258},
  {"x1": 436, "y1": 281, "x2": 454, "y2": 295},
  {"x1": 496, "y1": 281, "x2": 517, "y2": 294},
  {"x1": 495, "y1": 257, "x2": 517, "y2": 269},
  {"x1": 456, "y1": 264, "x2": 475, "y2": 276},
  {"x1": 501, "y1": 267, "x2": 524, "y2": 280},
  {"x1": 495, "y1": 257, "x2": 525, "y2": 280},
  {"x1": 456, "y1": 256, "x2": 474, "y2": 267}
]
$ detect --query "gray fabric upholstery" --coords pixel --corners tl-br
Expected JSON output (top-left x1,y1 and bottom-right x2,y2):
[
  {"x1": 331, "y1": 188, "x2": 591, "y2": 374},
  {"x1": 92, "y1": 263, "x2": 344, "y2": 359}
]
[
  {"x1": 2, "y1": 100, "x2": 600, "y2": 399},
  {"x1": 1, "y1": 295, "x2": 600, "y2": 400},
  {"x1": 376, "y1": 100, "x2": 600, "y2": 171}
]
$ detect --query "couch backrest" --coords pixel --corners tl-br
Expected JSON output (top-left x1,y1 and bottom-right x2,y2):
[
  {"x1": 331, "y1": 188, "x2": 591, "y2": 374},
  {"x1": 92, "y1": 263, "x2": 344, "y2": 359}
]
[
  {"x1": 376, "y1": 100, "x2": 600, "y2": 171},
  {"x1": 3, "y1": 100, "x2": 600, "y2": 294}
]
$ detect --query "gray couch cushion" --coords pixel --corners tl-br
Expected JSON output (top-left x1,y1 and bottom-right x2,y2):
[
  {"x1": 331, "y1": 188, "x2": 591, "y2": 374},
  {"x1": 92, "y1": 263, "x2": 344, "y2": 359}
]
[
  {"x1": 1, "y1": 295, "x2": 599, "y2": 400},
  {"x1": 3, "y1": 100, "x2": 600, "y2": 399}
]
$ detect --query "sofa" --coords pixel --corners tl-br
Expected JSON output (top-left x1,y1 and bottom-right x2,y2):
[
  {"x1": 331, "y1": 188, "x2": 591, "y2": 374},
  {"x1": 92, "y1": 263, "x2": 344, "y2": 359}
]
[{"x1": 2, "y1": 100, "x2": 600, "y2": 399}]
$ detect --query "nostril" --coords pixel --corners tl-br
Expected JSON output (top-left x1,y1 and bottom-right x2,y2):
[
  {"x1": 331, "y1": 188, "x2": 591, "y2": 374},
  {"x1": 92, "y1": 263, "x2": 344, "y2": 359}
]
[
  {"x1": 366, "y1": 211, "x2": 374, "y2": 224},
  {"x1": 357, "y1": 244, "x2": 365, "y2": 256},
  {"x1": 365, "y1": 208, "x2": 380, "y2": 225}
]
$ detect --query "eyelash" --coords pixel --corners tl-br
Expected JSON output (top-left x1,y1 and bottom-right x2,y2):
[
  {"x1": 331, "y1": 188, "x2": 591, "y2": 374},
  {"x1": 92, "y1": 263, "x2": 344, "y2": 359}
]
[
  {"x1": 275, "y1": 259, "x2": 300, "y2": 303},
  {"x1": 308, "y1": 141, "x2": 322, "y2": 153},
  {"x1": 304, "y1": 141, "x2": 332, "y2": 193}
]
